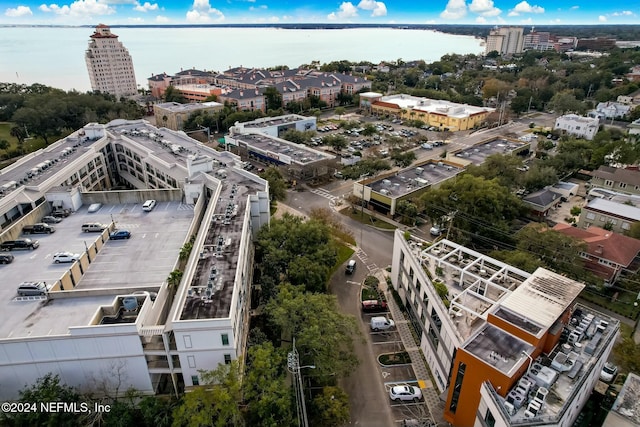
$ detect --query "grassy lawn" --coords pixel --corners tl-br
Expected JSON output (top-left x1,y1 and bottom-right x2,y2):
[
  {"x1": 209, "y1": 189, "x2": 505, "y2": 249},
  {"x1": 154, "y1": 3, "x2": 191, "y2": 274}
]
[
  {"x1": 331, "y1": 243, "x2": 354, "y2": 274},
  {"x1": 342, "y1": 208, "x2": 397, "y2": 230},
  {"x1": 0, "y1": 122, "x2": 50, "y2": 157},
  {"x1": 580, "y1": 288, "x2": 640, "y2": 320},
  {"x1": 361, "y1": 286, "x2": 381, "y2": 301}
]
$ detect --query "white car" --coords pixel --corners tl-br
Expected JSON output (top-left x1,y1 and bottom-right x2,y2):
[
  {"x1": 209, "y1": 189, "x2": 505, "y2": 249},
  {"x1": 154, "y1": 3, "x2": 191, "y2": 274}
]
[
  {"x1": 600, "y1": 362, "x2": 618, "y2": 382},
  {"x1": 430, "y1": 226, "x2": 442, "y2": 236},
  {"x1": 389, "y1": 385, "x2": 422, "y2": 402},
  {"x1": 142, "y1": 199, "x2": 157, "y2": 212},
  {"x1": 87, "y1": 203, "x2": 102, "y2": 213},
  {"x1": 52, "y1": 252, "x2": 80, "y2": 263}
]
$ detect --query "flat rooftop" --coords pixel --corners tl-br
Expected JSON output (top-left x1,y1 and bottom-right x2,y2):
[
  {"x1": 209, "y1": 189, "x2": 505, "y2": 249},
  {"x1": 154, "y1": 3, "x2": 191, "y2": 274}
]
[
  {"x1": 180, "y1": 175, "x2": 262, "y2": 320},
  {"x1": 232, "y1": 133, "x2": 334, "y2": 165},
  {"x1": 0, "y1": 200, "x2": 194, "y2": 340},
  {"x1": 155, "y1": 101, "x2": 223, "y2": 113},
  {"x1": 368, "y1": 161, "x2": 462, "y2": 198},
  {"x1": 454, "y1": 138, "x2": 527, "y2": 165},
  {"x1": 243, "y1": 114, "x2": 307, "y2": 128},
  {"x1": 465, "y1": 323, "x2": 533, "y2": 375},
  {"x1": 585, "y1": 197, "x2": 640, "y2": 221},
  {"x1": 610, "y1": 373, "x2": 640, "y2": 426},
  {"x1": 379, "y1": 94, "x2": 493, "y2": 118}
]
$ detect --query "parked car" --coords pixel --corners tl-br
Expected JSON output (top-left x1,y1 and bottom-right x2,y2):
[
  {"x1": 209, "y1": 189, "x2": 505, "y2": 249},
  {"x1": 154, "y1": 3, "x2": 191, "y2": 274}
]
[
  {"x1": 17, "y1": 281, "x2": 47, "y2": 296},
  {"x1": 41, "y1": 216, "x2": 62, "y2": 224},
  {"x1": 389, "y1": 385, "x2": 422, "y2": 402},
  {"x1": 22, "y1": 223, "x2": 55, "y2": 234},
  {"x1": 361, "y1": 300, "x2": 388, "y2": 313},
  {"x1": 52, "y1": 252, "x2": 80, "y2": 264},
  {"x1": 142, "y1": 199, "x2": 157, "y2": 212},
  {"x1": 0, "y1": 238, "x2": 39, "y2": 251},
  {"x1": 600, "y1": 362, "x2": 618, "y2": 382},
  {"x1": 82, "y1": 223, "x2": 107, "y2": 233},
  {"x1": 430, "y1": 226, "x2": 442, "y2": 236},
  {"x1": 87, "y1": 203, "x2": 102, "y2": 213},
  {"x1": 371, "y1": 316, "x2": 395, "y2": 331},
  {"x1": 110, "y1": 230, "x2": 132, "y2": 240},
  {"x1": 0, "y1": 253, "x2": 15, "y2": 264}
]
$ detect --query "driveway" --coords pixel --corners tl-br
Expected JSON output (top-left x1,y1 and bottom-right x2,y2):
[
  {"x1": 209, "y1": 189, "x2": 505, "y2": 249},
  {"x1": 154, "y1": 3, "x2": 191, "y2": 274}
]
[{"x1": 330, "y1": 266, "x2": 396, "y2": 427}]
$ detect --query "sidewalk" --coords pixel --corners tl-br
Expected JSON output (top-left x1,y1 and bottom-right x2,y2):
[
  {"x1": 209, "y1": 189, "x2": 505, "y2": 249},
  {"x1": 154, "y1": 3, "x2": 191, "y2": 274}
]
[{"x1": 373, "y1": 268, "x2": 448, "y2": 426}]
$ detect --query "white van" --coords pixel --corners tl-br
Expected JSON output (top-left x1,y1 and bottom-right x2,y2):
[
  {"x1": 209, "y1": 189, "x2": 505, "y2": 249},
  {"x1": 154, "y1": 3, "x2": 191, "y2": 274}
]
[
  {"x1": 371, "y1": 316, "x2": 395, "y2": 331},
  {"x1": 345, "y1": 259, "x2": 356, "y2": 274}
]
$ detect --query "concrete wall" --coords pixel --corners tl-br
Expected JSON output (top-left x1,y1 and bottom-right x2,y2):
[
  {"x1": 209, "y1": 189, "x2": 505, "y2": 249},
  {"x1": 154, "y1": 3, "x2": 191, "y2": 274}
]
[
  {"x1": 81, "y1": 188, "x2": 183, "y2": 205},
  {"x1": 0, "y1": 203, "x2": 50, "y2": 241}
]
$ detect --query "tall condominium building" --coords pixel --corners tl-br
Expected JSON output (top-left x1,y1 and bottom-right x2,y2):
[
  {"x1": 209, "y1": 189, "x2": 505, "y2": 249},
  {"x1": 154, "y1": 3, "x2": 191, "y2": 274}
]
[
  {"x1": 85, "y1": 24, "x2": 138, "y2": 98},
  {"x1": 486, "y1": 26, "x2": 524, "y2": 55}
]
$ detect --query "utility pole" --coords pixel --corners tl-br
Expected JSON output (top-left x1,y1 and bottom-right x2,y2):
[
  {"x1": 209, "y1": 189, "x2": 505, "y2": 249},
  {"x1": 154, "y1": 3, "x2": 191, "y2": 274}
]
[{"x1": 287, "y1": 339, "x2": 315, "y2": 427}]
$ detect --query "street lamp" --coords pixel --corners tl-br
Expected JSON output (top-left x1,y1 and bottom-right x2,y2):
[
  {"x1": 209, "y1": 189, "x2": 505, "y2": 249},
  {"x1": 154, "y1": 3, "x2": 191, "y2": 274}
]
[{"x1": 359, "y1": 173, "x2": 368, "y2": 247}]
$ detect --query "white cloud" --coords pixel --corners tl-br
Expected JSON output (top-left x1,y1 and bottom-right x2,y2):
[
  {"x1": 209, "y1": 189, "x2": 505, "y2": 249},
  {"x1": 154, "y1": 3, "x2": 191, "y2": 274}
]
[
  {"x1": 5, "y1": 6, "x2": 33, "y2": 17},
  {"x1": 186, "y1": 0, "x2": 224, "y2": 22},
  {"x1": 612, "y1": 10, "x2": 634, "y2": 16},
  {"x1": 156, "y1": 14, "x2": 169, "y2": 22},
  {"x1": 128, "y1": 16, "x2": 143, "y2": 22},
  {"x1": 570, "y1": 5, "x2": 579, "y2": 10},
  {"x1": 327, "y1": 2, "x2": 358, "y2": 20},
  {"x1": 357, "y1": 0, "x2": 387, "y2": 17},
  {"x1": 475, "y1": 16, "x2": 486, "y2": 23},
  {"x1": 39, "y1": 0, "x2": 116, "y2": 17},
  {"x1": 598, "y1": 15, "x2": 607, "y2": 22},
  {"x1": 469, "y1": 0, "x2": 501, "y2": 17},
  {"x1": 512, "y1": 1, "x2": 544, "y2": 14},
  {"x1": 134, "y1": 2, "x2": 158, "y2": 12},
  {"x1": 440, "y1": 0, "x2": 467, "y2": 19},
  {"x1": 249, "y1": 5, "x2": 267, "y2": 10}
]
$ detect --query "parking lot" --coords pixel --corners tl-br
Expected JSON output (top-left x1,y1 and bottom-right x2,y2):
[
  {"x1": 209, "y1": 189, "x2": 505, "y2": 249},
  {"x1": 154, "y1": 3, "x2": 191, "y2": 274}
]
[{"x1": 0, "y1": 201, "x2": 195, "y2": 294}]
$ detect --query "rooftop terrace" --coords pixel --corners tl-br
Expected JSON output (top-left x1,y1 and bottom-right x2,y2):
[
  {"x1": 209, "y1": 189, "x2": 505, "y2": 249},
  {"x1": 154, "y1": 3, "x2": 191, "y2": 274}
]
[{"x1": 243, "y1": 114, "x2": 307, "y2": 128}]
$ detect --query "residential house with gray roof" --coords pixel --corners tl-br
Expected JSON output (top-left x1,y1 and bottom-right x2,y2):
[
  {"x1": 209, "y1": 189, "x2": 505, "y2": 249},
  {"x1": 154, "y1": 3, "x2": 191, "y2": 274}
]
[{"x1": 589, "y1": 165, "x2": 640, "y2": 196}]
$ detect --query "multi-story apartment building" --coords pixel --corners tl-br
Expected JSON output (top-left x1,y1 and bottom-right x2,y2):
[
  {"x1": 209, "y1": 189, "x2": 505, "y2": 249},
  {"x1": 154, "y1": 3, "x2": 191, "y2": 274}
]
[
  {"x1": 523, "y1": 30, "x2": 554, "y2": 51},
  {"x1": 0, "y1": 120, "x2": 270, "y2": 399},
  {"x1": 229, "y1": 114, "x2": 316, "y2": 138},
  {"x1": 486, "y1": 26, "x2": 524, "y2": 55},
  {"x1": 148, "y1": 69, "x2": 217, "y2": 99},
  {"x1": 589, "y1": 165, "x2": 640, "y2": 196},
  {"x1": 218, "y1": 88, "x2": 266, "y2": 112},
  {"x1": 554, "y1": 114, "x2": 599, "y2": 140},
  {"x1": 369, "y1": 94, "x2": 494, "y2": 131},
  {"x1": 576, "y1": 37, "x2": 617, "y2": 51},
  {"x1": 154, "y1": 101, "x2": 223, "y2": 131},
  {"x1": 85, "y1": 24, "x2": 138, "y2": 99},
  {"x1": 553, "y1": 224, "x2": 640, "y2": 285},
  {"x1": 391, "y1": 231, "x2": 619, "y2": 427}
]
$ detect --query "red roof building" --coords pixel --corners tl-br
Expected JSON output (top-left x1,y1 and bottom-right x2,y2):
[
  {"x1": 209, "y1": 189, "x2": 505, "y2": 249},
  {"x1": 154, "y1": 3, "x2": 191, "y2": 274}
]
[{"x1": 553, "y1": 224, "x2": 640, "y2": 284}]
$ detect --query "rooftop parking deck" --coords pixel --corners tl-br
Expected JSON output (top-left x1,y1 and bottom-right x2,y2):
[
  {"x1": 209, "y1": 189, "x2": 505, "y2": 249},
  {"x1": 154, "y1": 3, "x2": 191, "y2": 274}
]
[
  {"x1": 231, "y1": 133, "x2": 334, "y2": 165},
  {"x1": 0, "y1": 200, "x2": 194, "y2": 340}
]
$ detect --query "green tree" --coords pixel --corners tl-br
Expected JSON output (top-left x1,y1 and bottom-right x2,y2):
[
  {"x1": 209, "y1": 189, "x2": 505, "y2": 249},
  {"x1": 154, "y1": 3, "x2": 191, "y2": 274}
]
[
  {"x1": 243, "y1": 342, "x2": 294, "y2": 427},
  {"x1": 0, "y1": 373, "x2": 84, "y2": 427},
  {"x1": 488, "y1": 250, "x2": 543, "y2": 273},
  {"x1": 310, "y1": 386, "x2": 350, "y2": 427},
  {"x1": 172, "y1": 361, "x2": 244, "y2": 427},
  {"x1": 264, "y1": 87, "x2": 283, "y2": 112},
  {"x1": 262, "y1": 167, "x2": 287, "y2": 202},
  {"x1": 626, "y1": 222, "x2": 640, "y2": 239},
  {"x1": 163, "y1": 86, "x2": 185, "y2": 103},
  {"x1": 139, "y1": 396, "x2": 177, "y2": 427},
  {"x1": 395, "y1": 200, "x2": 419, "y2": 226},
  {"x1": 266, "y1": 284, "x2": 361, "y2": 380},
  {"x1": 613, "y1": 334, "x2": 640, "y2": 374},
  {"x1": 323, "y1": 134, "x2": 348, "y2": 153},
  {"x1": 521, "y1": 164, "x2": 558, "y2": 192},
  {"x1": 334, "y1": 107, "x2": 346, "y2": 119},
  {"x1": 465, "y1": 154, "x2": 524, "y2": 190},
  {"x1": 390, "y1": 150, "x2": 416, "y2": 167},
  {"x1": 0, "y1": 139, "x2": 9, "y2": 157},
  {"x1": 548, "y1": 91, "x2": 584, "y2": 114}
]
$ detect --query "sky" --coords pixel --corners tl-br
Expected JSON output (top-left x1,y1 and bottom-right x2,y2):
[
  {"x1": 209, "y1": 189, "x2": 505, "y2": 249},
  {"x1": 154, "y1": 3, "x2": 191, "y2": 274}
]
[{"x1": 0, "y1": 0, "x2": 638, "y2": 26}]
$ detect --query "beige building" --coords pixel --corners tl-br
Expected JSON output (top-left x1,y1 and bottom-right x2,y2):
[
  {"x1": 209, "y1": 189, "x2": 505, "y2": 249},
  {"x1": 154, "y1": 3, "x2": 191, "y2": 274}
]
[
  {"x1": 370, "y1": 94, "x2": 494, "y2": 131},
  {"x1": 486, "y1": 26, "x2": 525, "y2": 55},
  {"x1": 85, "y1": 24, "x2": 138, "y2": 98},
  {"x1": 154, "y1": 101, "x2": 224, "y2": 131}
]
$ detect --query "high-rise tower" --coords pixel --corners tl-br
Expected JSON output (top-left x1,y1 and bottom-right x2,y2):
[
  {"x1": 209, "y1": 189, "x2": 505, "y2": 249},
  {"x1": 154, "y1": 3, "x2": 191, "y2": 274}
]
[{"x1": 85, "y1": 24, "x2": 138, "y2": 98}]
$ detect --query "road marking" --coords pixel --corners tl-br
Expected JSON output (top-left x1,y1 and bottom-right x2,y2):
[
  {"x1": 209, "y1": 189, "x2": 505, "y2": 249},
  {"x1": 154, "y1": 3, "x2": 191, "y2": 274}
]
[
  {"x1": 309, "y1": 188, "x2": 338, "y2": 202},
  {"x1": 346, "y1": 280, "x2": 360, "y2": 285},
  {"x1": 382, "y1": 371, "x2": 390, "y2": 378}
]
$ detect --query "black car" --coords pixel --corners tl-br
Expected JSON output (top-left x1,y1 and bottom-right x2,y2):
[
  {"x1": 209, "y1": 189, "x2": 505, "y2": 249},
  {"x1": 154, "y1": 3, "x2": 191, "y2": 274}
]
[
  {"x1": 0, "y1": 238, "x2": 39, "y2": 251},
  {"x1": 110, "y1": 230, "x2": 132, "y2": 240},
  {"x1": 0, "y1": 253, "x2": 14, "y2": 264}
]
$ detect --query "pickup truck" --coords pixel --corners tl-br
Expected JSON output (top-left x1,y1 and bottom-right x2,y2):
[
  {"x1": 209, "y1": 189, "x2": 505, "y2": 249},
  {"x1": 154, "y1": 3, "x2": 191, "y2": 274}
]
[
  {"x1": 22, "y1": 223, "x2": 55, "y2": 234},
  {"x1": 0, "y1": 238, "x2": 40, "y2": 251}
]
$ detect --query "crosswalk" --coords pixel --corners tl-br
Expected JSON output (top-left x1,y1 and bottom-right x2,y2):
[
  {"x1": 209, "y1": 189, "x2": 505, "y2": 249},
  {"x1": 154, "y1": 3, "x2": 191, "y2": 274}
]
[
  {"x1": 309, "y1": 188, "x2": 339, "y2": 202},
  {"x1": 356, "y1": 247, "x2": 378, "y2": 272}
]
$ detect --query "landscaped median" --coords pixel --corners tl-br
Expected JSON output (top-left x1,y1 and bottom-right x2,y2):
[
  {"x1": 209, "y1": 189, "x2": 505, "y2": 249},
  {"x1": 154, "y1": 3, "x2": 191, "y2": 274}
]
[{"x1": 378, "y1": 351, "x2": 412, "y2": 367}]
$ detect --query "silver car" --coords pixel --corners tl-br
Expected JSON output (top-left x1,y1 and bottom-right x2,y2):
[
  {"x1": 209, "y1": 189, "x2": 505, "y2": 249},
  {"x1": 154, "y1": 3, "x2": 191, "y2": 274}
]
[{"x1": 389, "y1": 385, "x2": 422, "y2": 402}]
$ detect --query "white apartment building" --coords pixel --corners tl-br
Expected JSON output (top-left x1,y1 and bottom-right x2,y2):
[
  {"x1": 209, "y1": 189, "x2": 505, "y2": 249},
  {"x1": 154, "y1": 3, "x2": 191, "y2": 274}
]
[
  {"x1": 85, "y1": 24, "x2": 138, "y2": 99},
  {"x1": 0, "y1": 120, "x2": 270, "y2": 399},
  {"x1": 391, "y1": 231, "x2": 619, "y2": 427},
  {"x1": 554, "y1": 114, "x2": 599, "y2": 140},
  {"x1": 486, "y1": 26, "x2": 524, "y2": 55}
]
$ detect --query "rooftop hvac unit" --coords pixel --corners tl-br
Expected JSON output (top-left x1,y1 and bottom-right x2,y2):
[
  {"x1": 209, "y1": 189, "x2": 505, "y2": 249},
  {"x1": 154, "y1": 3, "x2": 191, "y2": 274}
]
[
  {"x1": 122, "y1": 296, "x2": 137, "y2": 311},
  {"x1": 416, "y1": 167, "x2": 424, "y2": 175},
  {"x1": 382, "y1": 179, "x2": 392, "y2": 186}
]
